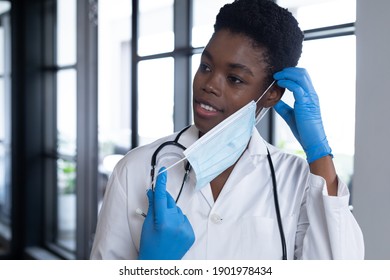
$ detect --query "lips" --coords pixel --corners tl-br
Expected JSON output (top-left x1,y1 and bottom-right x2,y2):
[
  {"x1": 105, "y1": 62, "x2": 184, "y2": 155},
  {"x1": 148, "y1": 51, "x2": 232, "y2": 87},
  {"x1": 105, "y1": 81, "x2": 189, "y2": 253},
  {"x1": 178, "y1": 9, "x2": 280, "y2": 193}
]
[
  {"x1": 200, "y1": 103, "x2": 217, "y2": 112},
  {"x1": 194, "y1": 99, "x2": 222, "y2": 119}
]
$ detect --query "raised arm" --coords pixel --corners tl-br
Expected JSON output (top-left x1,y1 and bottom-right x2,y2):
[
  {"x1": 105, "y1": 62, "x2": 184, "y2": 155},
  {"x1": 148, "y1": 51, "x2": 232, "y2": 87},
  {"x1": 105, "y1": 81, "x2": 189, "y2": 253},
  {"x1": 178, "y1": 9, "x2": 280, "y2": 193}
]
[{"x1": 273, "y1": 67, "x2": 337, "y2": 195}]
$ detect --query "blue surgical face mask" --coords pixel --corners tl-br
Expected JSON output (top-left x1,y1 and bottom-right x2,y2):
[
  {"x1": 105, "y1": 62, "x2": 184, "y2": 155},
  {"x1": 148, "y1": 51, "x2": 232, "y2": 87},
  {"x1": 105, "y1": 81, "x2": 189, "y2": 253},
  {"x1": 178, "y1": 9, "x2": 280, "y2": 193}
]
[
  {"x1": 183, "y1": 81, "x2": 275, "y2": 190},
  {"x1": 157, "y1": 82, "x2": 275, "y2": 191},
  {"x1": 184, "y1": 101, "x2": 255, "y2": 190}
]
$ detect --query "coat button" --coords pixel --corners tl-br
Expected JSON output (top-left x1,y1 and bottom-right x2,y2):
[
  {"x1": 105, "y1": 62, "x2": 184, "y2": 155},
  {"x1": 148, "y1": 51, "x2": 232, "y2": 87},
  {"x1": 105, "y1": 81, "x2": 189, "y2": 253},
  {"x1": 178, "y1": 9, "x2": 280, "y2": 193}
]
[{"x1": 210, "y1": 213, "x2": 223, "y2": 224}]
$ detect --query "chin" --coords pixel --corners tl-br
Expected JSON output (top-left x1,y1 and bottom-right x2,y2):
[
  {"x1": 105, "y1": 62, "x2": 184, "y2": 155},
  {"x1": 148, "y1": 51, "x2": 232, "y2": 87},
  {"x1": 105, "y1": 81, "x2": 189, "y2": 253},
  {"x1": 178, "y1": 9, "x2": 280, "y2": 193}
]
[
  {"x1": 193, "y1": 118, "x2": 207, "y2": 135},
  {"x1": 193, "y1": 121, "x2": 206, "y2": 136},
  {"x1": 194, "y1": 119, "x2": 216, "y2": 137}
]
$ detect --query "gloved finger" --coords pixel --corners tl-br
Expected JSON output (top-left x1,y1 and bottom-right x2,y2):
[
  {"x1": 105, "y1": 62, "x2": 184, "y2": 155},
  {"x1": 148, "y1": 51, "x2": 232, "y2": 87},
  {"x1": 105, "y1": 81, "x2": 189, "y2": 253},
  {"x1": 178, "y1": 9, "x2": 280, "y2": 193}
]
[
  {"x1": 154, "y1": 167, "x2": 177, "y2": 210},
  {"x1": 274, "y1": 67, "x2": 315, "y2": 93},
  {"x1": 277, "y1": 79, "x2": 322, "y2": 120},
  {"x1": 154, "y1": 167, "x2": 168, "y2": 222},
  {"x1": 275, "y1": 79, "x2": 308, "y2": 104},
  {"x1": 146, "y1": 189, "x2": 154, "y2": 215}
]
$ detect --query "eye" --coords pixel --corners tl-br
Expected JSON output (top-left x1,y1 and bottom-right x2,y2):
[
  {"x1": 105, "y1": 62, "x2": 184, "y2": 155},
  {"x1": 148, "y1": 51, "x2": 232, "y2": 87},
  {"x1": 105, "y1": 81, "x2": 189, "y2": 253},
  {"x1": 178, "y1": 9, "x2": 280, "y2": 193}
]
[
  {"x1": 227, "y1": 75, "x2": 244, "y2": 84},
  {"x1": 199, "y1": 63, "x2": 211, "y2": 73}
]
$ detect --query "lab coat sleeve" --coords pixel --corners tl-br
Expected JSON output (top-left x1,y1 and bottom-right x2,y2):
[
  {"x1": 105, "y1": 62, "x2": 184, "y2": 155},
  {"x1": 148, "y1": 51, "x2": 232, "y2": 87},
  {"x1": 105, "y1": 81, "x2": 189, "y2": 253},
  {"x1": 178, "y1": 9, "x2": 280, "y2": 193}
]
[
  {"x1": 90, "y1": 168, "x2": 137, "y2": 260},
  {"x1": 296, "y1": 174, "x2": 364, "y2": 260}
]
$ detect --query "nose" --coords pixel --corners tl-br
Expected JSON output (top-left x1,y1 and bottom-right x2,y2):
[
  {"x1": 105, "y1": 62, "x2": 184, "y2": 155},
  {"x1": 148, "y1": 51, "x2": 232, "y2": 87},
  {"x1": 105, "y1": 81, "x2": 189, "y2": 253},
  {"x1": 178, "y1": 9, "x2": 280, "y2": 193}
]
[{"x1": 203, "y1": 73, "x2": 222, "y2": 96}]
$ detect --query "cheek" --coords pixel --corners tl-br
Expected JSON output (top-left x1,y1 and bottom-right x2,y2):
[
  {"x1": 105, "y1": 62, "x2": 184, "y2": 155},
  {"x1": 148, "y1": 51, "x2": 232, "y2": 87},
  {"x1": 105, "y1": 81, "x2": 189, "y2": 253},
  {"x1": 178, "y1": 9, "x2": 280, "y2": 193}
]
[
  {"x1": 228, "y1": 92, "x2": 257, "y2": 111},
  {"x1": 192, "y1": 71, "x2": 202, "y2": 90}
]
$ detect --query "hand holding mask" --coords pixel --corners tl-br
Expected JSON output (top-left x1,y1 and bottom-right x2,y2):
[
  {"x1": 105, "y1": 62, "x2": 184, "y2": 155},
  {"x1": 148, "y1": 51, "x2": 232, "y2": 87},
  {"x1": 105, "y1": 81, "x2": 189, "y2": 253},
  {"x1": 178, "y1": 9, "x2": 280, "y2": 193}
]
[{"x1": 138, "y1": 168, "x2": 195, "y2": 260}]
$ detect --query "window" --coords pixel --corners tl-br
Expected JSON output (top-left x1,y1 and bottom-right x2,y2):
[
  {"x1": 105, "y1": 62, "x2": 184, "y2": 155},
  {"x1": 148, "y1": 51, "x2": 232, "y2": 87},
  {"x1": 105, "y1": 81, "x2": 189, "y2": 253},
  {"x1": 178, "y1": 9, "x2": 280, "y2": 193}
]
[
  {"x1": 137, "y1": 57, "x2": 174, "y2": 145},
  {"x1": 97, "y1": 0, "x2": 177, "y2": 211},
  {"x1": 98, "y1": 0, "x2": 132, "y2": 208},
  {"x1": 192, "y1": 0, "x2": 231, "y2": 47},
  {"x1": 43, "y1": 0, "x2": 78, "y2": 256},
  {"x1": 275, "y1": 0, "x2": 356, "y2": 186},
  {"x1": 42, "y1": 0, "x2": 99, "y2": 259},
  {"x1": 55, "y1": 0, "x2": 78, "y2": 252},
  {"x1": 278, "y1": 0, "x2": 355, "y2": 30},
  {"x1": 137, "y1": 0, "x2": 175, "y2": 145},
  {"x1": 138, "y1": 0, "x2": 174, "y2": 56}
]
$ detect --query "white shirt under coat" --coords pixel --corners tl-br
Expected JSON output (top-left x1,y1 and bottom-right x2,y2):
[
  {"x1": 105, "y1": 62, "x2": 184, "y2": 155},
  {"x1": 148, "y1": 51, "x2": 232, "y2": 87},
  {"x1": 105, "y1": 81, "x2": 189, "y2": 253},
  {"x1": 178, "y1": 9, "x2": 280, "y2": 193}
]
[{"x1": 90, "y1": 125, "x2": 364, "y2": 260}]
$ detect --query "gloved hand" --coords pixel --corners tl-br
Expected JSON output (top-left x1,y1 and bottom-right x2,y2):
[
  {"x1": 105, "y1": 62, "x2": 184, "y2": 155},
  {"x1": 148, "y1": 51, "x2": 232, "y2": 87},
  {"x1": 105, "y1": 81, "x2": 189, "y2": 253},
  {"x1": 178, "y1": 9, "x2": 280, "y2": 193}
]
[
  {"x1": 273, "y1": 67, "x2": 332, "y2": 163},
  {"x1": 138, "y1": 167, "x2": 195, "y2": 260}
]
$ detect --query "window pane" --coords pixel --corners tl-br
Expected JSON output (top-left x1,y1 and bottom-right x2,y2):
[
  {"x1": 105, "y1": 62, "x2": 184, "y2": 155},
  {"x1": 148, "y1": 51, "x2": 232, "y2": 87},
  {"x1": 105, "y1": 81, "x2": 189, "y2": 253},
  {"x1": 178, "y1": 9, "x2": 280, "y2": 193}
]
[
  {"x1": 274, "y1": 35, "x2": 356, "y2": 185},
  {"x1": 277, "y1": 0, "x2": 356, "y2": 30},
  {"x1": 0, "y1": 78, "x2": 4, "y2": 140},
  {"x1": 57, "y1": 69, "x2": 77, "y2": 156},
  {"x1": 56, "y1": 68, "x2": 77, "y2": 251},
  {"x1": 138, "y1": 58, "x2": 174, "y2": 145},
  {"x1": 138, "y1": 0, "x2": 174, "y2": 56},
  {"x1": 98, "y1": 0, "x2": 131, "y2": 208},
  {"x1": 192, "y1": 0, "x2": 231, "y2": 47},
  {"x1": 0, "y1": 27, "x2": 4, "y2": 75},
  {"x1": 0, "y1": 2, "x2": 10, "y2": 15},
  {"x1": 57, "y1": 0, "x2": 76, "y2": 66},
  {"x1": 56, "y1": 158, "x2": 76, "y2": 251}
]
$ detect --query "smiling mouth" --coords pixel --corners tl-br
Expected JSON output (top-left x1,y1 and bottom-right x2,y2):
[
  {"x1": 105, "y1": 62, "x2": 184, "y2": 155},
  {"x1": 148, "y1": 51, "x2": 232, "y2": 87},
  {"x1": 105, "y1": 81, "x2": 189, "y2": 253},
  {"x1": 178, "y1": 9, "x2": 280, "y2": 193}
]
[{"x1": 200, "y1": 103, "x2": 218, "y2": 112}]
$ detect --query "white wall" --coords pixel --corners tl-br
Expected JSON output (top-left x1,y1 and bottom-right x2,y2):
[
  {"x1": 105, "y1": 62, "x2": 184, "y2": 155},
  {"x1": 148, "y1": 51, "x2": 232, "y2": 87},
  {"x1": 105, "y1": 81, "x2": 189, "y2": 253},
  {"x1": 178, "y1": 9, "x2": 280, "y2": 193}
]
[{"x1": 353, "y1": 0, "x2": 390, "y2": 260}]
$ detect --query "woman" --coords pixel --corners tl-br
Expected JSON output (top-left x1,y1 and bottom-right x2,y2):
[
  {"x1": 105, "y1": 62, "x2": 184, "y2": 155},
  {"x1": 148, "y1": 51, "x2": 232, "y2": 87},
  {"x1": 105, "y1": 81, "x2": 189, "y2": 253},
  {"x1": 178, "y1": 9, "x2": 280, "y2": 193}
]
[{"x1": 91, "y1": 0, "x2": 364, "y2": 260}]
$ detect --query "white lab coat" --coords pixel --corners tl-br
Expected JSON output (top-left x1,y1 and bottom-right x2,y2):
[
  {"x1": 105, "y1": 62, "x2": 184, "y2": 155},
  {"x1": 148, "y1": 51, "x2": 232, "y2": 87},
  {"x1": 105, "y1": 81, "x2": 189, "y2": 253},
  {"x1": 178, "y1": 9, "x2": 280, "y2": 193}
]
[{"x1": 90, "y1": 125, "x2": 364, "y2": 260}]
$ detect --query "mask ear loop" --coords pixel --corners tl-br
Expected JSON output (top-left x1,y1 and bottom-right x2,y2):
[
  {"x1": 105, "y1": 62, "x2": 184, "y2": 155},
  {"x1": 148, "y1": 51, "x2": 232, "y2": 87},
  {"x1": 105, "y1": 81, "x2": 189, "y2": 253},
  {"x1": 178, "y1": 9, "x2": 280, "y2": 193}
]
[{"x1": 255, "y1": 80, "x2": 276, "y2": 124}]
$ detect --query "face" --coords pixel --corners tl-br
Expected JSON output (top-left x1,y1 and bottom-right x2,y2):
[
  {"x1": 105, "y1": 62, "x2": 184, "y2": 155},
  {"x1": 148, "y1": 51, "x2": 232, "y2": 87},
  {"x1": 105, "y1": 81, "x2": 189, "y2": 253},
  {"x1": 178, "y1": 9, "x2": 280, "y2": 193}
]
[{"x1": 192, "y1": 29, "x2": 279, "y2": 135}]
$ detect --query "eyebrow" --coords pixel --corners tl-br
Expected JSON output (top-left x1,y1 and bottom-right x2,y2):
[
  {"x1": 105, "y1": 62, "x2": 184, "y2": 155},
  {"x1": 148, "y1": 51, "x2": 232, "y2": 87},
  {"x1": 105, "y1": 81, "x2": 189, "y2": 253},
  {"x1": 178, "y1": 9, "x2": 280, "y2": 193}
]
[{"x1": 202, "y1": 49, "x2": 255, "y2": 77}]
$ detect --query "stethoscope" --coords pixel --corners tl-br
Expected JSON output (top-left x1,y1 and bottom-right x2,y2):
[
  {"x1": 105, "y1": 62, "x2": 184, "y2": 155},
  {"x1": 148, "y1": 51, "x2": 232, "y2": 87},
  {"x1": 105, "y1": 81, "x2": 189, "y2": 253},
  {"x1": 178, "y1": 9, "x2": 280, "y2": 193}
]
[{"x1": 149, "y1": 125, "x2": 287, "y2": 260}]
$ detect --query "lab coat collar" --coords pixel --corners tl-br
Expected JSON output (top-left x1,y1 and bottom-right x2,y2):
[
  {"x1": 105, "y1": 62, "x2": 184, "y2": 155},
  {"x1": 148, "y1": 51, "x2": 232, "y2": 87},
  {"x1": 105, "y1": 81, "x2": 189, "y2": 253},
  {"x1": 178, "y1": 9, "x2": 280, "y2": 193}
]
[
  {"x1": 175, "y1": 125, "x2": 199, "y2": 148},
  {"x1": 247, "y1": 127, "x2": 269, "y2": 156}
]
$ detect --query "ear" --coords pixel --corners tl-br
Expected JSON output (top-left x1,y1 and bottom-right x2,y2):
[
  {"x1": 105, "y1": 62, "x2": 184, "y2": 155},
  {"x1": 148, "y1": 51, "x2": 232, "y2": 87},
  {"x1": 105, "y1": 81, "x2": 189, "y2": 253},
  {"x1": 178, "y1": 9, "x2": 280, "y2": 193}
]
[{"x1": 262, "y1": 84, "x2": 285, "y2": 107}]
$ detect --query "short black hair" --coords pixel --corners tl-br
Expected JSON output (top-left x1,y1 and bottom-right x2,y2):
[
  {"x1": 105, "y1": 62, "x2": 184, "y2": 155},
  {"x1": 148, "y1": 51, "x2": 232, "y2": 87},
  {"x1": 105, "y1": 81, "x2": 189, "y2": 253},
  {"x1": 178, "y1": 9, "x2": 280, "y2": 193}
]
[{"x1": 214, "y1": 0, "x2": 303, "y2": 82}]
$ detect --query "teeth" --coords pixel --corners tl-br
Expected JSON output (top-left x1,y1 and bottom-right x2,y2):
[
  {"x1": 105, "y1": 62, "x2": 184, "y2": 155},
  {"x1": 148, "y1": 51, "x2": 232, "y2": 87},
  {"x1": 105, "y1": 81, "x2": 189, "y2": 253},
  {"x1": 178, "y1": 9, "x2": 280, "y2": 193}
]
[{"x1": 200, "y1": 103, "x2": 217, "y2": 112}]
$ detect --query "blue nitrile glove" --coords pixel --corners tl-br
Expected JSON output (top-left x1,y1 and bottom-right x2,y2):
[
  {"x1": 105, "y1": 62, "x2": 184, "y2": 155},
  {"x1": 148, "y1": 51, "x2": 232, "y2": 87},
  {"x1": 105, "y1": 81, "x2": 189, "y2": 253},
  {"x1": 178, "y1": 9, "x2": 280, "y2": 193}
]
[
  {"x1": 273, "y1": 67, "x2": 332, "y2": 163},
  {"x1": 138, "y1": 167, "x2": 195, "y2": 260}
]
